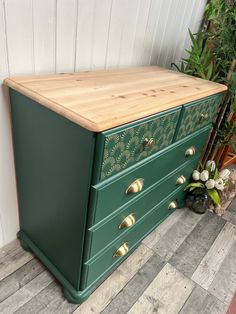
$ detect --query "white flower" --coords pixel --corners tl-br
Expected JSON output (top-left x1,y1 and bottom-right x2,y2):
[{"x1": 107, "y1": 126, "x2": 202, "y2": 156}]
[
  {"x1": 215, "y1": 178, "x2": 224, "y2": 191},
  {"x1": 219, "y1": 169, "x2": 230, "y2": 181},
  {"x1": 200, "y1": 170, "x2": 209, "y2": 182},
  {"x1": 205, "y1": 179, "x2": 215, "y2": 189},
  {"x1": 206, "y1": 160, "x2": 216, "y2": 172},
  {"x1": 192, "y1": 170, "x2": 200, "y2": 181}
]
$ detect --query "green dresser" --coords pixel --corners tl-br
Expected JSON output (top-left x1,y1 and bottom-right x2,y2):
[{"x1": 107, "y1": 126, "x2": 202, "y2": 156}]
[{"x1": 4, "y1": 66, "x2": 227, "y2": 303}]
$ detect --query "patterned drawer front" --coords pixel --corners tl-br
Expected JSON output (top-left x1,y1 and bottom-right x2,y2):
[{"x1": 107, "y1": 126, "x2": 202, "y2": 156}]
[
  {"x1": 81, "y1": 188, "x2": 185, "y2": 289},
  {"x1": 89, "y1": 125, "x2": 211, "y2": 225},
  {"x1": 97, "y1": 108, "x2": 181, "y2": 182},
  {"x1": 86, "y1": 158, "x2": 198, "y2": 259},
  {"x1": 176, "y1": 93, "x2": 223, "y2": 140}
]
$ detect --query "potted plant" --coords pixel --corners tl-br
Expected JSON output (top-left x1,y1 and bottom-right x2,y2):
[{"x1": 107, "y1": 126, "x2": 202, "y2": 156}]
[
  {"x1": 172, "y1": 0, "x2": 236, "y2": 167},
  {"x1": 185, "y1": 161, "x2": 231, "y2": 214}
]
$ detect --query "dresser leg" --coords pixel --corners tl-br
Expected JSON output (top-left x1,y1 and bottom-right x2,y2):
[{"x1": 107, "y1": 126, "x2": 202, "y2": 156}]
[
  {"x1": 64, "y1": 287, "x2": 91, "y2": 304},
  {"x1": 17, "y1": 232, "x2": 32, "y2": 252}
]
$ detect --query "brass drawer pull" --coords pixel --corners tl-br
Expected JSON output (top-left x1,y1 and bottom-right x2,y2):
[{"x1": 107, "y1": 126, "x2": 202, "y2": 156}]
[
  {"x1": 113, "y1": 242, "x2": 129, "y2": 257},
  {"x1": 176, "y1": 175, "x2": 186, "y2": 185},
  {"x1": 200, "y1": 113, "x2": 209, "y2": 120},
  {"x1": 168, "y1": 201, "x2": 178, "y2": 210},
  {"x1": 126, "y1": 178, "x2": 144, "y2": 194},
  {"x1": 185, "y1": 146, "x2": 196, "y2": 156},
  {"x1": 143, "y1": 137, "x2": 155, "y2": 148},
  {"x1": 119, "y1": 213, "x2": 136, "y2": 229}
]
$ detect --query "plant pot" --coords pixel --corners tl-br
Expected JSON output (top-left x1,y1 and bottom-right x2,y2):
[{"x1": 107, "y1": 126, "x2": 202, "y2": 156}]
[{"x1": 186, "y1": 191, "x2": 211, "y2": 214}]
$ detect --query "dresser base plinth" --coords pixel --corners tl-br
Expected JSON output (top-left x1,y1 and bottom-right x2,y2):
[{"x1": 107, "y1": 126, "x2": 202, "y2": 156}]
[
  {"x1": 63, "y1": 287, "x2": 91, "y2": 304},
  {"x1": 17, "y1": 230, "x2": 91, "y2": 304}
]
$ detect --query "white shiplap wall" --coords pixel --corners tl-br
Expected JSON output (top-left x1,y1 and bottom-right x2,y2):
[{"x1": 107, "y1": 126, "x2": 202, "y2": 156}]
[{"x1": 0, "y1": 0, "x2": 207, "y2": 247}]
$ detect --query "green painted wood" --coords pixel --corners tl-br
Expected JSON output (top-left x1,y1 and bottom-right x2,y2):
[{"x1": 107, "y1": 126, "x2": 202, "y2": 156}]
[
  {"x1": 10, "y1": 90, "x2": 95, "y2": 291},
  {"x1": 81, "y1": 187, "x2": 186, "y2": 289},
  {"x1": 9, "y1": 87, "x2": 223, "y2": 304},
  {"x1": 87, "y1": 158, "x2": 199, "y2": 259},
  {"x1": 17, "y1": 231, "x2": 92, "y2": 304},
  {"x1": 97, "y1": 107, "x2": 181, "y2": 181},
  {"x1": 89, "y1": 125, "x2": 211, "y2": 224},
  {"x1": 176, "y1": 93, "x2": 223, "y2": 140}
]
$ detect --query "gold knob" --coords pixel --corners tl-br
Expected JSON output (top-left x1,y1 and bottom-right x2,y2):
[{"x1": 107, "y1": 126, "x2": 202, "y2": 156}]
[
  {"x1": 113, "y1": 242, "x2": 129, "y2": 257},
  {"x1": 143, "y1": 137, "x2": 155, "y2": 148},
  {"x1": 176, "y1": 175, "x2": 186, "y2": 185},
  {"x1": 185, "y1": 146, "x2": 196, "y2": 156},
  {"x1": 126, "y1": 178, "x2": 144, "y2": 194},
  {"x1": 119, "y1": 213, "x2": 136, "y2": 229},
  {"x1": 168, "y1": 201, "x2": 178, "y2": 210},
  {"x1": 200, "y1": 113, "x2": 209, "y2": 120}
]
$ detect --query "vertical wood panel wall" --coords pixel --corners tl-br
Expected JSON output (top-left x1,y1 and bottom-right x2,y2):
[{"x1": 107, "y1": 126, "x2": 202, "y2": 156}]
[{"x1": 0, "y1": 0, "x2": 207, "y2": 247}]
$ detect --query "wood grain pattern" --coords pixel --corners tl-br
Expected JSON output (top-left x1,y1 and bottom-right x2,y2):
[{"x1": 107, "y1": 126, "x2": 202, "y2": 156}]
[
  {"x1": 222, "y1": 197, "x2": 236, "y2": 226},
  {"x1": 73, "y1": 244, "x2": 153, "y2": 314},
  {"x1": 4, "y1": 66, "x2": 227, "y2": 132},
  {"x1": 142, "y1": 208, "x2": 186, "y2": 248},
  {"x1": 127, "y1": 263, "x2": 195, "y2": 314},
  {"x1": 169, "y1": 212, "x2": 226, "y2": 277},
  {"x1": 0, "y1": 243, "x2": 33, "y2": 281},
  {"x1": 0, "y1": 271, "x2": 53, "y2": 314},
  {"x1": 208, "y1": 241, "x2": 236, "y2": 304},
  {"x1": 0, "y1": 258, "x2": 45, "y2": 303},
  {"x1": 152, "y1": 209, "x2": 203, "y2": 260},
  {"x1": 180, "y1": 285, "x2": 228, "y2": 314},
  {"x1": 72, "y1": 244, "x2": 153, "y2": 314},
  {"x1": 0, "y1": 0, "x2": 208, "y2": 248},
  {"x1": 191, "y1": 222, "x2": 236, "y2": 289},
  {"x1": 102, "y1": 254, "x2": 165, "y2": 314},
  {"x1": 15, "y1": 281, "x2": 77, "y2": 314}
]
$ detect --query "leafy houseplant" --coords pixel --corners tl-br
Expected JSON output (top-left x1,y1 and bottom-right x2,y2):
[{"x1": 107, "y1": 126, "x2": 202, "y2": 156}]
[
  {"x1": 172, "y1": 0, "x2": 236, "y2": 166},
  {"x1": 172, "y1": 30, "x2": 219, "y2": 81},
  {"x1": 185, "y1": 161, "x2": 230, "y2": 214}
]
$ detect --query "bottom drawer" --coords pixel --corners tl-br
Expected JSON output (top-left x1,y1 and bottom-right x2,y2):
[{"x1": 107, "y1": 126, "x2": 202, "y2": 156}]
[{"x1": 81, "y1": 188, "x2": 186, "y2": 289}]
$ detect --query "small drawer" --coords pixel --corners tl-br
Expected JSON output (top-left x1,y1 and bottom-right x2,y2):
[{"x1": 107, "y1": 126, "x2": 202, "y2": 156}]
[
  {"x1": 176, "y1": 93, "x2": 223, "y2": 140},
  {"x1": 95, "y1": 108, "x2": 181, "y2": 182},
  {"x1": 89, "y1": 125, "x2": 211, "y2": 224},
  {"x1": 81, "y1": 188, "x2": 185, "y2": 289},
  {"x1": 86, "y1": 158, "x2": 198, "y2": 258}
]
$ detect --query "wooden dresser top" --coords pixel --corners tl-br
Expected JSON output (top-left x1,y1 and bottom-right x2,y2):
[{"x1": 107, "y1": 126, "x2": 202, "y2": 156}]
[{"x1": 4, "y1": 66, "x2": 227, "y2": 132}]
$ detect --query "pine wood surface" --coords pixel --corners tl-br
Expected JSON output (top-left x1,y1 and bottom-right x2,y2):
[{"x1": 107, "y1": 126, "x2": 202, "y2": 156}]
[
  {"x1": 4, "y1": 66, "x2": 227, "y2": 131},
  {"x1": 1, "y1": 200, "x2": 236, "y2": 314}
]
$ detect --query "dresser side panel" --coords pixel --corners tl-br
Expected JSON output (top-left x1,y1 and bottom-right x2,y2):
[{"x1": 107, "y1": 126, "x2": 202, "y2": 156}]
[{"x1": 10, "y1": 90, "x2": 95, "y2": 290}]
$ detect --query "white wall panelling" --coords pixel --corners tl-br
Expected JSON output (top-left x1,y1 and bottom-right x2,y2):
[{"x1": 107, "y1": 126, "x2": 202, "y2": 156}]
[{"x1": 0, "y1": 0, "x2": 207, "y2": 247}]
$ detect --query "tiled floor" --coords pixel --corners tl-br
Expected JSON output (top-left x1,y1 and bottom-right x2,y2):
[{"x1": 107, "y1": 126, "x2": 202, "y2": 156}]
[{"x1": 0, "y1": 198, "x2": 236, "y2": 314}]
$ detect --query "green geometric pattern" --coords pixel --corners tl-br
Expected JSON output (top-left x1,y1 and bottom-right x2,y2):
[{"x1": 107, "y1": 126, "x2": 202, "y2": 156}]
[
  {"x1": 100, "y1": 110, "x2": 180, "y2": 180},
  {"x1": 176, "y1": 95, "x2": 222, "y2": 141}
]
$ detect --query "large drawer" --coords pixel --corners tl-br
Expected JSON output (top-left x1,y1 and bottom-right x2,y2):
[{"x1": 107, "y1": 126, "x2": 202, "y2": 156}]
[
  {"x1": 94, "y1": 107, "x2": 181, "y2": 182},
  {"x1": 81, "y1": 188, "x2": 185, "y2": 289},
  {"x1": 176, "y1": 93, "x2": 223, "y2": 141},
  {"x1": 86, "y1": 158, "x2": 198, "y2": 258},
  {"x1": 89, "y1": 125, "x2": 211, "y2": 224}
]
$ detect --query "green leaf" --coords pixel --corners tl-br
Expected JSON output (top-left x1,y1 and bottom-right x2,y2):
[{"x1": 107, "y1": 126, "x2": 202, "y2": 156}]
[
  {"x1": 206, "y1": 62, "x2": 213, "y2": 80},
  {"x1": 188, "y1": 29, "x2": 197, "y2": 47},
  {"x1": 214, "y1": 168, "x2": 219, "y2": 180},
  {"x1": 207, "y1": 189, "x2": 221, "y2": 206},
  {"x1": 184, "y1": 182, "x2": 205, "y2": 191},
  {"x1": 198, "y1": 161, "x2": 204, "y2": 171}
]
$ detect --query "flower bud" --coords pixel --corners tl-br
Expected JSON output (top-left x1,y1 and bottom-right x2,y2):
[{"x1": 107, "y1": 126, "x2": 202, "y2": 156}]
[
  {"x1": 200, "y1": 170, "x2": 209, "y2": 182},
  {"x1": 192, "y1": 170, "x2": 200, "y2": 181},
  {"x1": 219, "y1": 169, "x2": 230, "y2": 181},
  {"x1": 206, "y1": 160, "x2": 216, "y2": 172},
  {"x1": 215, "y1": 178, "x2": 224, "y2": 191},
  {"x1": 205, "y1": 179, "x2": 215, "y2": 189}
]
